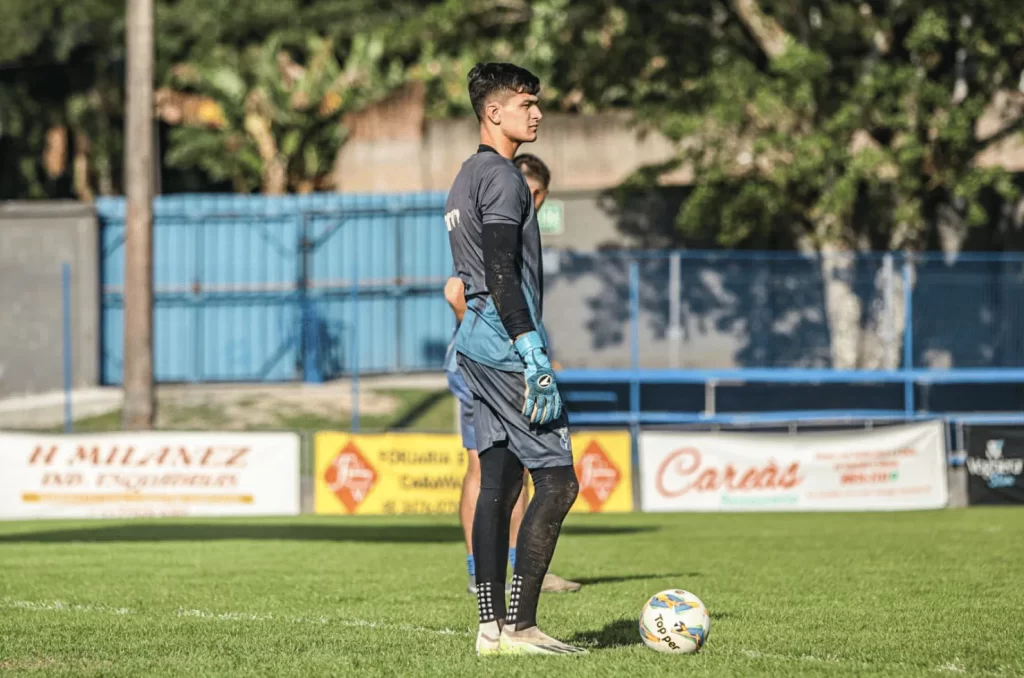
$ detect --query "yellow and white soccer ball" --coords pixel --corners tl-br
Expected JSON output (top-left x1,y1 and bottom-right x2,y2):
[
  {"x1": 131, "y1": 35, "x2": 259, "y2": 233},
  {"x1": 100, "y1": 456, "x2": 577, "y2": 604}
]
[{"x1": 638, "y1": 589, "x2": 711, "y2": 654}]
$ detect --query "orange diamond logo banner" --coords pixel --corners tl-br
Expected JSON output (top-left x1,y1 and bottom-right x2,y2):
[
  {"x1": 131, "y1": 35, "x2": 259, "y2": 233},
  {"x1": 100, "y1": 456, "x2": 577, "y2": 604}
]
[
  {"x1": 575, "y1": 441, "x2": 622, "y2": 511},
  {"x1": 313, "y1": 433, "x2": 468, "y2": 515},
  {"x1": 323, "y1": 441, "x2": 377, "y2": 512}
]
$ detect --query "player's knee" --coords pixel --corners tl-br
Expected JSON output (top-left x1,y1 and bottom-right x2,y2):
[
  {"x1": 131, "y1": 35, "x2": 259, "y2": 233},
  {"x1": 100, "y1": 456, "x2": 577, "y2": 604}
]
[
  {"x1": 559, "y1": 471, "x2": 580, "y2": 513},
  {"x1": 532, "y1": 466, "x2": 578, "y2": 516}
]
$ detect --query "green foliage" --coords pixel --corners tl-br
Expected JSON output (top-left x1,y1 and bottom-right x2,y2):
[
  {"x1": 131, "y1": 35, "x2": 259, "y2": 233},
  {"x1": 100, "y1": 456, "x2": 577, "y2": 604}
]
[
  {"x1": 1, "y1": 0, "x2": 1022, "y2": 243},
  {"x1": 0, "y1": 0, "x2": 124, "y2": 199},
  {"x1": 629, "y1": 0, "x2": 1024, "y2": 249},
  {"x1": 162, "y1": 33, "x2": 404, "y2": 192}
]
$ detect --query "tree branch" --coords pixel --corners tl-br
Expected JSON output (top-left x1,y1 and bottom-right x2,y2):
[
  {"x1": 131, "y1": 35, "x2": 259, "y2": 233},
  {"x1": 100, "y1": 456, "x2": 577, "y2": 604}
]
[{"x1": 730, "y1": 0, "x2": 791, "y2": 60}]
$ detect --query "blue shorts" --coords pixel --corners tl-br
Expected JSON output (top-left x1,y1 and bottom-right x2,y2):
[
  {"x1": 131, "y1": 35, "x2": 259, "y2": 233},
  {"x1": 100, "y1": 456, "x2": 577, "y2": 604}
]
[
  {"x1": 447, "y1": 366, "x2": 477, "y2": 451},
  {"x1": 459, "y1": 398, "x2": 477, "y2": 451}
]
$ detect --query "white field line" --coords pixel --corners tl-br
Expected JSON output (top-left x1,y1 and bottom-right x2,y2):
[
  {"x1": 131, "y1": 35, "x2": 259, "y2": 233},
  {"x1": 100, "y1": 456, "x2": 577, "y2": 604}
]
[
  {"x1": 1, "y1": 598, "x2": 471, "y2": 637},
  {"x1": 1, "y1": 598, "x2": 1015, "y2": 675}
]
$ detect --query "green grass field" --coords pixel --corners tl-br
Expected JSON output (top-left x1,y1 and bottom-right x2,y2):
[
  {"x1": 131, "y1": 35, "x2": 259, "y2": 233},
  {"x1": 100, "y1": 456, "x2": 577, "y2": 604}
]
[
  {"x1": 55, "y1": 388, "x2": 457, "y2": 435},
  {"x1": 1, "y1": 509, "x2": 1022, "y2": 677}
]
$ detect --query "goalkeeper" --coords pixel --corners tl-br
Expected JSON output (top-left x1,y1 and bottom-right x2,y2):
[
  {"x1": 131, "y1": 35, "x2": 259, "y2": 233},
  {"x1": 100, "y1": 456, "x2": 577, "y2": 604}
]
[
  {"x1": 445, "y1": 62, "x2": 584, "y2": 656},
  {"x1": 446, "y1": 154, "x2": 580, "y2": 598}
]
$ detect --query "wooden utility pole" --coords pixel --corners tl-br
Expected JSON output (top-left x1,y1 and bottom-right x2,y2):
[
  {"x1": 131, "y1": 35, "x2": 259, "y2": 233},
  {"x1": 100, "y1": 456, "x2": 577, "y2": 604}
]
[{"x1": 122, "y1": 0, "x2": 155, "y2": 430}]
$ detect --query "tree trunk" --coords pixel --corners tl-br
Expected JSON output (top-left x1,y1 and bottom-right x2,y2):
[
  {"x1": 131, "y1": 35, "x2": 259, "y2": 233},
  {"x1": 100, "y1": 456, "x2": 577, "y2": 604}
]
[
  {"x1": 244, "y1": 112, "x2": 287, "y2": 194},
  {"x1": 72, "y1": 132, "x2": 95, "y2": 203},
  {"x1": 43, "y1": 125, "x2": 68, "y2": 180},
  {"x1": 857, "y1": 256, "x2": 905, "y2": 370},
  {"x1": 819, "y1": 245, "x2": 863, "y2": 369}
]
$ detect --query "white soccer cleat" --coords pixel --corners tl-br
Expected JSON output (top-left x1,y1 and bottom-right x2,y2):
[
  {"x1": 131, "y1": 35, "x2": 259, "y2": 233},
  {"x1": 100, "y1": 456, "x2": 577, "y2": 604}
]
[
  {"x1": 499, "y1": 626, "x2": 588, "y2": 655},
  {"x1": 475, "y1": 620, "x2": 502, "y2": 657}
]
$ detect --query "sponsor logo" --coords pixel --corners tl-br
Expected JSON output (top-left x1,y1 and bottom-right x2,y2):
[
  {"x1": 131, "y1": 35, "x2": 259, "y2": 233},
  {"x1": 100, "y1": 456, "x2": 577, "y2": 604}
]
[
  {"x1": 324, "y1": 442, "x2": 377, "y2": 512},
  {"x1": 29, "y1": 444, "x2": 249, "y2": 468},
  {"x1": 575, "y1": 441, "x2": 621, "y2": 511},
  {"x1": 444, "y1": 208, "x2": 461, "y2": 232},
  {"x1": 653, "y1": 613, "x2": 684, "y2": 652},
  {"x1": 655, "y1": 447, "x2": 802, "y2": 498},
  {"x1": 967, "y1": 439, "x2": 1023, "y2": 489},
  {"x1": 537, "y1": 374, "x2": 552, "y2": 388},
  {"x1": 557, "y1": 427, "x2": 571, "y2": 452}
]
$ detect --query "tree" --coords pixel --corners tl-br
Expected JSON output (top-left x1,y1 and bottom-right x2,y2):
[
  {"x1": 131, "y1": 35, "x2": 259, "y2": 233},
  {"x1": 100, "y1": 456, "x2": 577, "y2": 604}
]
[
  {"x1": 593, "y1": 0, "x2": 1024, "y2": 367},
  {"x1": 0, "y1": 0, "x2": 124, "y2": 200},
  {"x1": 157, "y1": 35, "x2": 403, "y2": 194}
]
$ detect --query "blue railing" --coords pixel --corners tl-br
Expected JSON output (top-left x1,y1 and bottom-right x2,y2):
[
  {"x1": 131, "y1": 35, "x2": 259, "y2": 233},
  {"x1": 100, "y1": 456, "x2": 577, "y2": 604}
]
[{"x1": 560, "y1": 368, "x2": 1024, "y2": 424}]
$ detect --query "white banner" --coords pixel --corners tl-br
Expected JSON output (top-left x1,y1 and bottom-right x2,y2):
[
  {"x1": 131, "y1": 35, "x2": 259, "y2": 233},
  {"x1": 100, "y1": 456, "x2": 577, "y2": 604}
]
[
  {"x1": 640, "y1": 421, "x2": 948, "y2": 512},
  {"x1": 0, "y1": 431, "x2": 300, "y2": 519}
]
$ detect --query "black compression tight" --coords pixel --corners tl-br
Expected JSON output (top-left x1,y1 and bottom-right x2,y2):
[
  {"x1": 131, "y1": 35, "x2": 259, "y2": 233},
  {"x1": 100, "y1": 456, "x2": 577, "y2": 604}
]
[
  {"x1": 507, "y1": 465, "x2": 579, "y2": 630},
  {"x1": 472, "y1": 445, "x2": 523, "y2": 624},
  {"x1": 472, "y1": 446, "x2": 579, "y2": 630}
]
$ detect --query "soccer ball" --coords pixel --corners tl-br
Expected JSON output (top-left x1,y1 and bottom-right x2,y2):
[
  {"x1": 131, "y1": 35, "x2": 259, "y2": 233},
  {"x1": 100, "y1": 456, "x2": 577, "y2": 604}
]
[{"x1": 638, "y1": 589, "x2": 711, "y2": 654}]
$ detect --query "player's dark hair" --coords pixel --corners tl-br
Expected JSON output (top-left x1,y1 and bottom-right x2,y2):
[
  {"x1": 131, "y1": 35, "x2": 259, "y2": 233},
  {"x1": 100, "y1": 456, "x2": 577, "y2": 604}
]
[
  {"x1": 513, "y1": 154, "x2": 550, "y2": 190},
  {"x1": 467, "y1": 62, "x2": 541, "y2": 122}
]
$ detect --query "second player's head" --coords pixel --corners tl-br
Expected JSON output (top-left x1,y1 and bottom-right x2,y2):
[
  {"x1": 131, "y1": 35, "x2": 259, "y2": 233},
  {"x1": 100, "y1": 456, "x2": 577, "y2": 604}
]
[
  {"x1": 468, "y1": 62, "x2": 542, "y2": 147},
  {"x1": 514, "y1": 154, "x2": 550, "y2": 211}
]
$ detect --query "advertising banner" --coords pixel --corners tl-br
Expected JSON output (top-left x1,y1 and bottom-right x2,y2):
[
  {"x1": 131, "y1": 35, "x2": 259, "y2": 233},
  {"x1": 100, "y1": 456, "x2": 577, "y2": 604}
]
[
  {"x1": 314, "y1": 431, "x2": 634, "y2": 515},
  {"x1": 315, "y1": 433, "x2": 466, "y2": 515},
  {"x1": 639, "y1": 421, "x2": 948, "y2": 512},
  {"x1": 0, "y1": 431, "x2": 301, "y2": 519},
  {"x1": 965, "y1": 425, "x2": 1024, "y2": 505},
  {"x1": 567, "y1": 431, "x2": 633, "y2": 513}
]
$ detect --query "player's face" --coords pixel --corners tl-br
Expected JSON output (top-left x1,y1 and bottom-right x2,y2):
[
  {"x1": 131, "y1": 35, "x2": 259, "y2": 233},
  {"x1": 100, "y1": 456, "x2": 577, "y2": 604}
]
[
  {"x1": 502, "y1": 92, "x2": 543, "y2": 143},
  {"x1": 525, "y1": 176, "x2": 548, "y2": 211}
]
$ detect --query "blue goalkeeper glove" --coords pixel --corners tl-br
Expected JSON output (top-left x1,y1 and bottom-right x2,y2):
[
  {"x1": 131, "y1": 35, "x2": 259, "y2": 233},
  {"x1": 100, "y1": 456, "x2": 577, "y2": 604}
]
[{"x1": 513, "y1": 330, "x2": 562, "y2": 425}]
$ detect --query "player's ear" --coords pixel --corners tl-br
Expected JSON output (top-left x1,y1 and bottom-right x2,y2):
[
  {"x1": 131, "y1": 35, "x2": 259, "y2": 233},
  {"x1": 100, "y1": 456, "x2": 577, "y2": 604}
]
[{"x1": 485, "y1": 99, "x2": 502, "y2": 125}]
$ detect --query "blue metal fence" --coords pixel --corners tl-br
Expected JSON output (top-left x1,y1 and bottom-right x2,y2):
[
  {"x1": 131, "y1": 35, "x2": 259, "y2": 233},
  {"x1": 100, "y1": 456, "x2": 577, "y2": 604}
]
[
  {"x1": 96, "y1": 192, "x2": 451, "y2": 384},
  {"x1": 95, "y1": 193, "x2": 1024, "y2": 386}
]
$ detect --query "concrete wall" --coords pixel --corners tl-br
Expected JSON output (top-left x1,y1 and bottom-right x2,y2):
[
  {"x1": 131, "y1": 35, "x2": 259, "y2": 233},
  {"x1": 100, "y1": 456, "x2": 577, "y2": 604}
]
[
  {"x1": 0, "y1": 202, "x2": 100, "y2": 398},
  {"x1": 335, "y1": 109, "x2": 690, "y2": 196}
]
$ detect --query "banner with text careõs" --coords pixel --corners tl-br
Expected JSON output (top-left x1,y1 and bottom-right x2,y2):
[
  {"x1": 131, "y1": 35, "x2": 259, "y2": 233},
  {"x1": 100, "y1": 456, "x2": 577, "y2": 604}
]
[
  {"x1": 639, "y1": 421, "x2": 948, "y2": 512},
  {"x1": 0, "y1": 431, "x2": 301, "y2": 519}
]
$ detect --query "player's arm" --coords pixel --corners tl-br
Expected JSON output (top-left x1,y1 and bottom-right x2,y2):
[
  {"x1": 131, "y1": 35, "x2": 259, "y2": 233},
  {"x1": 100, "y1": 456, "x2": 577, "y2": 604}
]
[
  {"x1": 444, "y1": 276, "x2": 467, "y2": 324},
  {"x1": 479, "y1": 169, "x2": 561, "y2": 425},
  {"x1": 478, "y1": 168, "x2": 535, "y2": 340}
]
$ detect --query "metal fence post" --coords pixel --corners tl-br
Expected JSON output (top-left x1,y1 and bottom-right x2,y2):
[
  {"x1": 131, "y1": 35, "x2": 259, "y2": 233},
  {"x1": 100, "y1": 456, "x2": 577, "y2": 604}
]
[
  {"x1": 299, "y1": 429, "x2": 314, "y2": 514},
  {"x1": 902, "y1": 255, "x2": 915, "y2": 415},
  {"x1": 299, "y1": 215, "x2": 323, "y2": 384},
  {"x1": 882, "y1": 253, "x2": 895, "y2": 370},
  {"x1": 668, "y1": 252, "x2": 681, "y2": 368},
  {"x1": 629, "y1": 258, "x2": 641, "y2": 509},
  {"x1": 62, "y1": 262, "x2": 73, "y2": 433},
  {"x1": 393, "y1": 208, "x2": 403, "y2": 372},
  {"x1": 351, "y1": 227, "x2": 361, "y2": 433}
]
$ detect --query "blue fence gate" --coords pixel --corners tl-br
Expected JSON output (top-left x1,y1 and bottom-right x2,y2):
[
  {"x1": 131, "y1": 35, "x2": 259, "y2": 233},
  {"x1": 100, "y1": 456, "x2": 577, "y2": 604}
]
[{"x1": 96, "y1": 192, "x2": 452, "y2": 384}]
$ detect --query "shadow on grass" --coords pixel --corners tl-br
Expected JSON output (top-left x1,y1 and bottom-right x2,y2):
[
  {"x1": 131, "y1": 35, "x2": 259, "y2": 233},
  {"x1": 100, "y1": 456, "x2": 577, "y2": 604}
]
[
  {"x1": 0, "y1": 522, "x2": 658, "y2": 544},
  {"x1": 569, "y1": 617, "x2": 641, "y2": 649},
  {"x1": 569, "y1": 603, "x2": 721, "y2": 650},
  {"x1": 573, "y1": 572, "x2": 698, "y2": 586}
]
